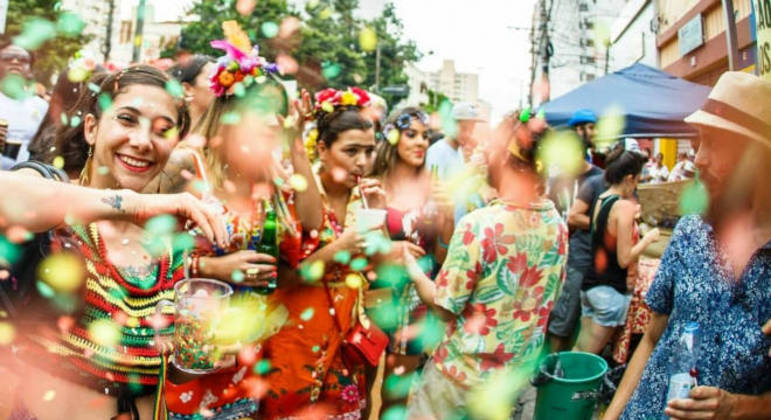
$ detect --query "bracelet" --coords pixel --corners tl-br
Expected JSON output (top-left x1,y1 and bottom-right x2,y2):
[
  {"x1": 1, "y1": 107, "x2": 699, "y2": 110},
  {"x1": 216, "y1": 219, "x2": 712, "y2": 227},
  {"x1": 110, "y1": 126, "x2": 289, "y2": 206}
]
[
  {"x1": 438, "y1": 238, "x2": 450, "y2": 249},
  {"x1": 189, "y1": 254, "x2": 201, "y2": 278}
]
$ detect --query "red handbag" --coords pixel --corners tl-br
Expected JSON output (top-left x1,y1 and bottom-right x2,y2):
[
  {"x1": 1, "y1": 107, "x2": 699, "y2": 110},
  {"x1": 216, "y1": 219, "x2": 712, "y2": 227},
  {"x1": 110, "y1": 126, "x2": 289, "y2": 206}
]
[{"x1": 323, "y1": 278, "x2": 389, "y2": 367}]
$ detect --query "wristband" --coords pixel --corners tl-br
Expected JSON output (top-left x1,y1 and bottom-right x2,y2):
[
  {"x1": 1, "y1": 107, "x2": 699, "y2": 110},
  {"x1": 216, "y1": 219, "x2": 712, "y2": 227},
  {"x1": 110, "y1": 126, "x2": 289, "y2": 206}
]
[{"x1": 438, "y1": 238, "x2": 450, "y2": 249}]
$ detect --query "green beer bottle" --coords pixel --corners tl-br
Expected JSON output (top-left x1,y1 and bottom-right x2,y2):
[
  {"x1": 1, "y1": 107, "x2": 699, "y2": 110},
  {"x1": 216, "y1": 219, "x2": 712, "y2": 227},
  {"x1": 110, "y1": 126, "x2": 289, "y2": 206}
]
[{"x1": 255, "y1": 199, "x2": 279, "y2": 294}]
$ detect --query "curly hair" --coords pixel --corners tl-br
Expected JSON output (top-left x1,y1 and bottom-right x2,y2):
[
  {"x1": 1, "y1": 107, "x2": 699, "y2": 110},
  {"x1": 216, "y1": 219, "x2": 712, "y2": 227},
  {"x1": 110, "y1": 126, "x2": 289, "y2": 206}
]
[{"x1": 371, "y1": 106, "x2": 428, "y2": 178}]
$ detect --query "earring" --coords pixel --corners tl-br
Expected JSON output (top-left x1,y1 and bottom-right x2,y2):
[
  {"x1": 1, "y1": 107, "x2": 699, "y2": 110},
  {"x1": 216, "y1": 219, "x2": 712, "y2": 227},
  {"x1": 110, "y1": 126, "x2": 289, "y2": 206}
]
[{"x1": 79, "y1": 145, "x2": 94, "y2": 186}]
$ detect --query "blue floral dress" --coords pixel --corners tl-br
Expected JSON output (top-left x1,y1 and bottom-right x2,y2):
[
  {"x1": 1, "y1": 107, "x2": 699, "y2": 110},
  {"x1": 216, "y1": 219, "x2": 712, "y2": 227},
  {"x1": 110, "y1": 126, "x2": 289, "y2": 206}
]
[{"x1": 621, "y1": 215, "x2": 771, "y2": 419}]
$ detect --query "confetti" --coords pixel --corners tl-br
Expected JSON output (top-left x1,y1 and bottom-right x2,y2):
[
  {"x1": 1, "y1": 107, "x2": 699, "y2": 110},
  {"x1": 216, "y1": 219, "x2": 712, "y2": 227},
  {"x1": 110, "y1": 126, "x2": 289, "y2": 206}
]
[
  {"x1": 679, "y1": 175, "x2": 708, "y2": 215},
  {"x1": 88, "y1": 319, "x2": 121, "y2": 348},
  {"x1": 145, "y1": 214, "x2": 177, "y2": 235},
  {"x1": 387, "y1": 129, "x2": 400, "y2": 145},
  {"x1": 0, "y1": 321, "x2": 16, "y2": 345},
  {"x1": 52, "y1": 156, "x2": 64, "y2": 169},
  {"x1": 42, "y1": 390, "x2": 56, "y2": 402},
  {"x1": 236, "y1": 0, "x2": 256, "y2": 15},
  {"x1": 359, "y1": 27, "x2": 377, "y2": 52},
  {"x1": 350, "y1": 257, "x2": 368, "y2": 271},
  {"x1": 254, "y1": 359, "x2": 271, "y2": 375},
  {"x1": 595, "y1": 105, "x2": 625, "y2": 149},
  {"x1": 300, "y1": 260, "x2": 325, "y2": 283},
  {"x1": 300, "y1": 307, "x2": 315, "y2": 321},
  {"x1": 14, "y1": 18, "x2": 56, "y2": 50},
  {"x1": 333, "y1": 250, "x2": 351, "y2": 265},
  {"x1": 231, "y1": 269, "x2": 245, "y2": 283},
  {"x1": 261, "y1": 21, "x2": 279, "y2": 38},
  {"x1": 0, "y1": 236, "x2": 21, "y2": 265},
  {"x1": 165, "y1": 79, "x2": 184, "y2": 98},
  {"x1": 537, "y1": 130, "x2": 584, "y2": 177},
  {"x1": 289, "y1": 174, "x2": 308, "y2": 192},
  {"x1": 98, "y1": 93, "x2": 112, "y2": 111},
  {"x1": 56, "y1": 12, "x2": 85, "y2": 37},
  {"x1": 37, "y1": 253, "x2": 84, "y2": 293},
  {"x1": 276, "y1": 53, "x2": 298, "y2": 75},
  {"x1": 321, "y1": 62, "x2": 341, "y2": 80},
  {"x1": 69, "y1": 115, "x2": 81, "y2": 127},
  {"x1": 1, "y1": 74, "x2": 30, "y2": 100},
  {"x1": 345, "y1": 273, "x2": 363, "y2": 289},
  {"x1": 221, "y1": 111, "x2": 241, "y2": 125}
]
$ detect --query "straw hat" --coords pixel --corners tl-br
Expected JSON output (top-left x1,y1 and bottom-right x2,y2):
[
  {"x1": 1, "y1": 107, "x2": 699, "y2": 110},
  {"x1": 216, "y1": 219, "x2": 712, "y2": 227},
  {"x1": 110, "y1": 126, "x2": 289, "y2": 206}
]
[{"x1": 684, "y1": 71, "x2": 771, "y2": 149}]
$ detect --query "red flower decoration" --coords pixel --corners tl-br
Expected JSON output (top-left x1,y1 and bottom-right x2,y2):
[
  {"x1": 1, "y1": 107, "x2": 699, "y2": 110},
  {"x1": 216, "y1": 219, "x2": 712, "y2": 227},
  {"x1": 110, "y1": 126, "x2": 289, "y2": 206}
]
[
  {"x1": 340, "y1": 384, "x2": 359, "y2": 404},
  {"x1": 436, "y1": 269, "x2": 450, "y2": 288},
  {"x1": 314, "y1": 88, "x2": 339, "y2": 104},
  {"x1": 480, "y1": 223, "x2": 515, "y2": 263},
  {"x1": 434, "y1": 345, "x2": 449, "y2": 364},
  {"x1": 512, "y1": 286, "x2": 544, "y2": 322},
  {"x1": 536, "y1": 301, "x2": 555, "y2": 328},
  {"x1": 506, "y1": 253, "x2": 528, "y2": 274},
  {"x1": 462, "y1": 228, "x2": 475, "y2": 246},
  {"x1": 480, "y1": 343, "x2": 515, "y2": 371},
  {"x1": 519, "y1": 265, "x2": 543, "y2": 288},
  {"x1": 463, "y1": 303, "x2": 498, "y2": 336},
  {"x1": 349, "y1": 86, "x2": 371, "y2": 106},
  {"x1": 442, "y1": 365, "x2": 467, "y2": 383}
]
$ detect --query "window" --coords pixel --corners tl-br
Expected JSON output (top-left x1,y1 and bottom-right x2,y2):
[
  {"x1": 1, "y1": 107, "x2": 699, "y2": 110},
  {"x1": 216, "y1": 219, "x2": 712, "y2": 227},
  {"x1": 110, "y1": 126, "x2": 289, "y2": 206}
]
[
  {"x1": 579, "y1": 3, "x2": 589, "y2": 12},
  {"x1": 580, "y1": 55, "x2": 596, "y2": 64},
  {"x1": 584, "y1": 19, "x2": 594, "y2": 30},
  {"x1": 581, "y1": 72, "x2": 596, "y2": 82}
]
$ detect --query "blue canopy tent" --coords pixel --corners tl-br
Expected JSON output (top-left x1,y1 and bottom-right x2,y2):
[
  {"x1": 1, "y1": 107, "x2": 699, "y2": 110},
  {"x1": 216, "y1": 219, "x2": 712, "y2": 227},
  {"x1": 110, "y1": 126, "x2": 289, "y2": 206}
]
[{"x1": 541, "y1": 63, "x2": 711, "y2": 138}]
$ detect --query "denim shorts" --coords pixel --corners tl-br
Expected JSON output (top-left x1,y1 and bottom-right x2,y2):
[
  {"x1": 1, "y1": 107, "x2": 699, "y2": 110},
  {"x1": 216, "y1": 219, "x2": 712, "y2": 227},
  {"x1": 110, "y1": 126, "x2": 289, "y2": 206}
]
[{"x1": 580, "y1": 285, "x2": 631, "y2": 327}]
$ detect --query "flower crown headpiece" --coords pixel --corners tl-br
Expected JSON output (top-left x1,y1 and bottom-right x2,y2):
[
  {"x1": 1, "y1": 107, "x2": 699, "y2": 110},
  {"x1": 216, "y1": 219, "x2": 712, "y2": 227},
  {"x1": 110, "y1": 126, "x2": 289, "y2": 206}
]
[
  {"x1": 313, "y1": 87, "x2": 372, "y2": 116},
  {"x1": 382, "y1": 109, "x2": 429, "y2": 144},
  {"x1": 67, "y1": 50, "x2": 99, "y2": 83},
  {"x1": 209, "y1": 21, "x2": 279, "y2": 97},
  {"x1": 304, "y1": 87, "x2": 371, "y2": 161}
]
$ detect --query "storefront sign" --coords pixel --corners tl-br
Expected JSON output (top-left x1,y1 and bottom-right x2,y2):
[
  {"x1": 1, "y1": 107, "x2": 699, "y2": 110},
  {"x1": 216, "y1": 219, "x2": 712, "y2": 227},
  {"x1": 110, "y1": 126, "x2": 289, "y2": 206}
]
[
  {"x1": 678, "y1": 14, "x2": 704, "y2": 56},
  {"x1": 755, "y1": 0, "x2": 771, "y2": 79}
]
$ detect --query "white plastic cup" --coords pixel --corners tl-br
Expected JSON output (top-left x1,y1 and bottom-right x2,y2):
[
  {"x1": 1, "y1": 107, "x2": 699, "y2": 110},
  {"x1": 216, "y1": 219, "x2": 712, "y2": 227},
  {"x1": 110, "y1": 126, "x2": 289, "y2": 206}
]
[{"x1": 356, "y1": 208, "x2": 386, "y2": 233}]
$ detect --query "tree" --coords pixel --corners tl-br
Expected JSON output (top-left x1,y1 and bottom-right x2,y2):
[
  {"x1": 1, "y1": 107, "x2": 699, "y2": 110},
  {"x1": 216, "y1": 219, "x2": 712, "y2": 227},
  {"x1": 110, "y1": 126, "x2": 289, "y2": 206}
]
[
  {"x1": 170, "y1": 0, "x2": 419, "y2": 101},
  {"x1": 6, "y1": 0, "x2": 90, "y2": 86}
]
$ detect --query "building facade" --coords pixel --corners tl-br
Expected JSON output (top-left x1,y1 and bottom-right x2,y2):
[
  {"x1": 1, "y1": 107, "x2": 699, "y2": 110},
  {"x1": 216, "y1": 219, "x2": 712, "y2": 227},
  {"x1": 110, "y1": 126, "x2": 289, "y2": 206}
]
[
  {"x1": 403, "y1": 60, "x2": 481, "y2": 109},
  {"x1": 530, "y1": 0, "x2": 627, "y2": 103},
  {"x1": 609, "y1": 0, "x2": 660, "y2": 71},
  {"x1": 656, "y1": 0, "x2": 755, "y2": 85}
]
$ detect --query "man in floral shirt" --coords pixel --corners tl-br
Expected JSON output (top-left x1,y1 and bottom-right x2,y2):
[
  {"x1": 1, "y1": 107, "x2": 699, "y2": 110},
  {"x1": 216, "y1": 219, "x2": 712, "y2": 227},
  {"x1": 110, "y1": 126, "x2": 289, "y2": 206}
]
[{"x1": 403, "y1": 111, "x2": 568, "y2": 418}]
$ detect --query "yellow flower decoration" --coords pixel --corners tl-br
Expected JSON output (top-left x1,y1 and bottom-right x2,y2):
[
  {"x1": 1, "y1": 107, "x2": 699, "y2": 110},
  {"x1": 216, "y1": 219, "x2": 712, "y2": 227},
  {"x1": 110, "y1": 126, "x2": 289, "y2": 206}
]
[
  {"x1": 305, "y1": 128, "x2": 319, "y2": 162},
  {"x1": 340, "y1": 91, "x2": 358, "y2": 106},
  {"x1": 321, "y1": 101, "x2": 334, "y2": 113},
  {"x1": 218, "y1": 71, "x2": 235, "y2": 87}
]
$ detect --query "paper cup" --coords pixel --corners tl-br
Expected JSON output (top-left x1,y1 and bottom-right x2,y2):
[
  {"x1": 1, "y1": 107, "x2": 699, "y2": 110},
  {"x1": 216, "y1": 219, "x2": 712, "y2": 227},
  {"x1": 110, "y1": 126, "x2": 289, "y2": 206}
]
[{"x1": 356, "y1": 208, "x2": 386, "y2": 232}]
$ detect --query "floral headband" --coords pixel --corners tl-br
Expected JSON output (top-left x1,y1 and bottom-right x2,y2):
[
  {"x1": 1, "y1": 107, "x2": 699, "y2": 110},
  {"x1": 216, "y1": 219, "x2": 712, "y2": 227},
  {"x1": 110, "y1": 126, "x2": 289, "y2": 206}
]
[
  {"x1": 383, "y1": 109, "x2": 429, "y2": 145},
  {"x1": 67, "y1": 51, "x2": 98, "y2": 83},
  {"x1": 209, "y1": 21, "x2": 279, "y2": 97},
  {"x1": 313, "y1": 87, "x2": 371, "y2": 116}
]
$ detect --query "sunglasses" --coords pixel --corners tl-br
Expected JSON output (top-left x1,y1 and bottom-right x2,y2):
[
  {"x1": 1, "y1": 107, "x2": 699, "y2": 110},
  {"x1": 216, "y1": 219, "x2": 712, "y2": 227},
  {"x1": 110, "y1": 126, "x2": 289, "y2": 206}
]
[{"x1": 0, "y1": 53, "x2": 31, "y2": 65}]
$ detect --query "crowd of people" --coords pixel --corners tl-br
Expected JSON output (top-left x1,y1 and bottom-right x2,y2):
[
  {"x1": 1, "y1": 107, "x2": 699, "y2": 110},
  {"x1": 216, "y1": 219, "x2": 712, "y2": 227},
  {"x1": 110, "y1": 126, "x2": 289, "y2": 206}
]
[{"x1": 0, "y1": 21, "x2": 769, "y2": 420}]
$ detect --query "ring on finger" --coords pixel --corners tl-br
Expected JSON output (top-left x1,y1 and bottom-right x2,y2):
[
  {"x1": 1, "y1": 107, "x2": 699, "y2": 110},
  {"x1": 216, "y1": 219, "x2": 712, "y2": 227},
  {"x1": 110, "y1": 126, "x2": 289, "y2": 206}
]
[{"x1": 246, "y1": 268, "x2": 260, "y2": 279}]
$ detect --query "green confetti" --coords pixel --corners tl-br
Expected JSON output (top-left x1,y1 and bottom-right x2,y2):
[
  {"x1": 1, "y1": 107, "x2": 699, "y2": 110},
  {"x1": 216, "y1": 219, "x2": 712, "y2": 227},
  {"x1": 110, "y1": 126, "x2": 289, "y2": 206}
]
[
  {"x1": 384, "y1": 371, "x2": 417, "y2": 398},
  {"x1": 678, "y1": 175, "x2": 709, "y2": 216},
  {"x1": 56, "y1": 12, "x2": 85, "y2": 37},
  {"x1": 333, "y1": 250, "x2": 351, "y2": 265},
  {"x1": 36, "y1": 281, "x2": 55, "y2": 298},
  {"x1": 261, "y1": 21, "x2": 279, "y2": 38},
  {"x1": 231, "y1": 269, "x2": 245, "y2": 283},
  {"x1": 164, "y1": 79, "x2": 184, "y2": 99},
  {"x1": 439, "y1": 99, "x2": 457, "y2": 139},
  {"x1": 87, "y1": 82, "x2": 101, "y2": 93},
  {"x1": 233, "y1": 82, "x2": 246, "y2": 98},
  {"x1": 1, "y1": 74, "x2": 30, "y2": 100},
  {"x1": 14, "y1": 18, "x2": 56, "y2": 50},
  {"x1": 69, "y1": 115, "x2": 81, "y2": 127},
  {"x1": 221, "y1": 111, "x2": 241, "y2": 125},
  {"x1": 300, "y1": 307, "x2": 315, "y2": 321},
  {"x1": 60, "y1": 113, "x2": 68, "y2": 126},
  {"x1": 321, "y1": 62, "x2": 341, "y2": 80},
  {"x1": 97, "y1": 166, "x2": 109, "y2": 175},
  {"x1": 311, "y1": 345, "x2": 320, "y2": 353},
  {"x1": 350, "y1": 257, "x2": 368, "y2": 271},
  {"x1": 0, "y1": 236, "x2": 22, "y2": 265},
  {"x1": 98, "y1": 93, "x2": 112, "y2": 111},
  {"x1": 254, "y1": 359, "x2": 271, "y2": 375},
  {"x1": 172, "y1": 233, "x2": 195, "y2": 253},
  {"x1": 145, "y1": 214, "x2": 177, "y2": 235},
  {"x1": 382, "y1": 405, "x2": 407, "y2": 420}
]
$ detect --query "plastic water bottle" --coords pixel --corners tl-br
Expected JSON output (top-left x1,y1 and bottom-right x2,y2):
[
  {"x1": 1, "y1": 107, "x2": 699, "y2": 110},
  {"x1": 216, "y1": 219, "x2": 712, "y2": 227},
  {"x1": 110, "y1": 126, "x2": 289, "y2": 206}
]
[{"x1": 665, "y1": 322, "x2": 700, "y2": 404}]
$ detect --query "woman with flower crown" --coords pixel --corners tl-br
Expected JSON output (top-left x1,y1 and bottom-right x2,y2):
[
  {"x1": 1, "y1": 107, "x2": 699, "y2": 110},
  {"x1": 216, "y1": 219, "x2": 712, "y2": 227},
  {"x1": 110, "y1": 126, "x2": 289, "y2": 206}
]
[
  {"x1": 154, "y1": 23, "x2": 327, "y2": 419},
  {"x1": 256, "y1": 86, "x2": 387, "y2": 419}
]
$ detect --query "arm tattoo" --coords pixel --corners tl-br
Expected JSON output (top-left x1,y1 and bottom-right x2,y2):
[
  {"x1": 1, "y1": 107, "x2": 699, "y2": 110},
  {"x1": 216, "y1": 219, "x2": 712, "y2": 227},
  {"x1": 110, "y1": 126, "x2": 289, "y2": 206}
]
[{"x1": 101, "y1": 194, "x2": 125, "y2": 212}]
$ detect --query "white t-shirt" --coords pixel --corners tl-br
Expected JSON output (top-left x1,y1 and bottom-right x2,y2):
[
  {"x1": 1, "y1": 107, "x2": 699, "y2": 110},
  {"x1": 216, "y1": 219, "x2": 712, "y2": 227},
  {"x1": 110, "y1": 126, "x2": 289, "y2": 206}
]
[
  {"x1": 0, "y1": 92, "x2": 48, "y2": 169},
  {"x1": 425, "y1": 138, "x2": 463, "y2": 181}
]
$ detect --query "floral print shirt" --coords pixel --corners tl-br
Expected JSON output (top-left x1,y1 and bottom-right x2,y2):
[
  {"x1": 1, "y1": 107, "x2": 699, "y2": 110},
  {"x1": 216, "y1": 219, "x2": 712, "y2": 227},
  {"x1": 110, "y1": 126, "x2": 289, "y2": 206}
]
[
  {"x1": 621, "y1": 215, "x2": 771, "y2": 420},
  {"x1": 431, "y1": 198, "x2": 568, "y2": 388}
]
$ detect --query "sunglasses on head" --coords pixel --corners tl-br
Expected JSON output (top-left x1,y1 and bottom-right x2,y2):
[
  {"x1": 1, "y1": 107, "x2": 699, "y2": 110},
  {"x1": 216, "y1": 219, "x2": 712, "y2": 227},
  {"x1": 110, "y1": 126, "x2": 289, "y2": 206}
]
[{"x1": 0, "y1": 53, "x2": 31, "y2": 65}]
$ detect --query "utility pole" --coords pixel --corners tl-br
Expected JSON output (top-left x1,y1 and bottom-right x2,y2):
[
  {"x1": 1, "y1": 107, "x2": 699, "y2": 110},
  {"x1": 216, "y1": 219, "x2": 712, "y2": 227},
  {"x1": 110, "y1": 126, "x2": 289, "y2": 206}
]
[
  {"x1": 374, "y1": 43, "x2": 381, "y2": 92},
  {"x1": 131, "y1": 0, "x2": 147, "y2": 63},
  {"x1": 722, "y1": 0, "x2": 740, "y2": 70},
  {"x1": 103, "y1": 0, "x2": 115, "y2": 62},
  {"x1": 529, "y1": 0, "x2": 552, "y2": 107}
]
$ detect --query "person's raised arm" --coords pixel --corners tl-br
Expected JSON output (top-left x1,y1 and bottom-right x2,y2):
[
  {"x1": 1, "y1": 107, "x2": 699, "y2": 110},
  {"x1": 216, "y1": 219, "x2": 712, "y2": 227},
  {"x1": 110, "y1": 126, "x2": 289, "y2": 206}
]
[
  {"x1": 603, "y1": 312, "x2": 669, "y2": 419},
  {"x1": 282, "y1": 89, "x2": 323, "y2": 231},
  {"x1": 0, "y1": 171, "x2": 228, "y2": 247}
]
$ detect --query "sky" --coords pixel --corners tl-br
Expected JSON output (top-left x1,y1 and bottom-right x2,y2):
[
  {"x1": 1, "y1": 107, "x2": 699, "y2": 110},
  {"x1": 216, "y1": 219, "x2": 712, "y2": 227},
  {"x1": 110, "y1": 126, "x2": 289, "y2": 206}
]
[{"x1": 147, "y1": 0, "x2": 537, "y2": 123}]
